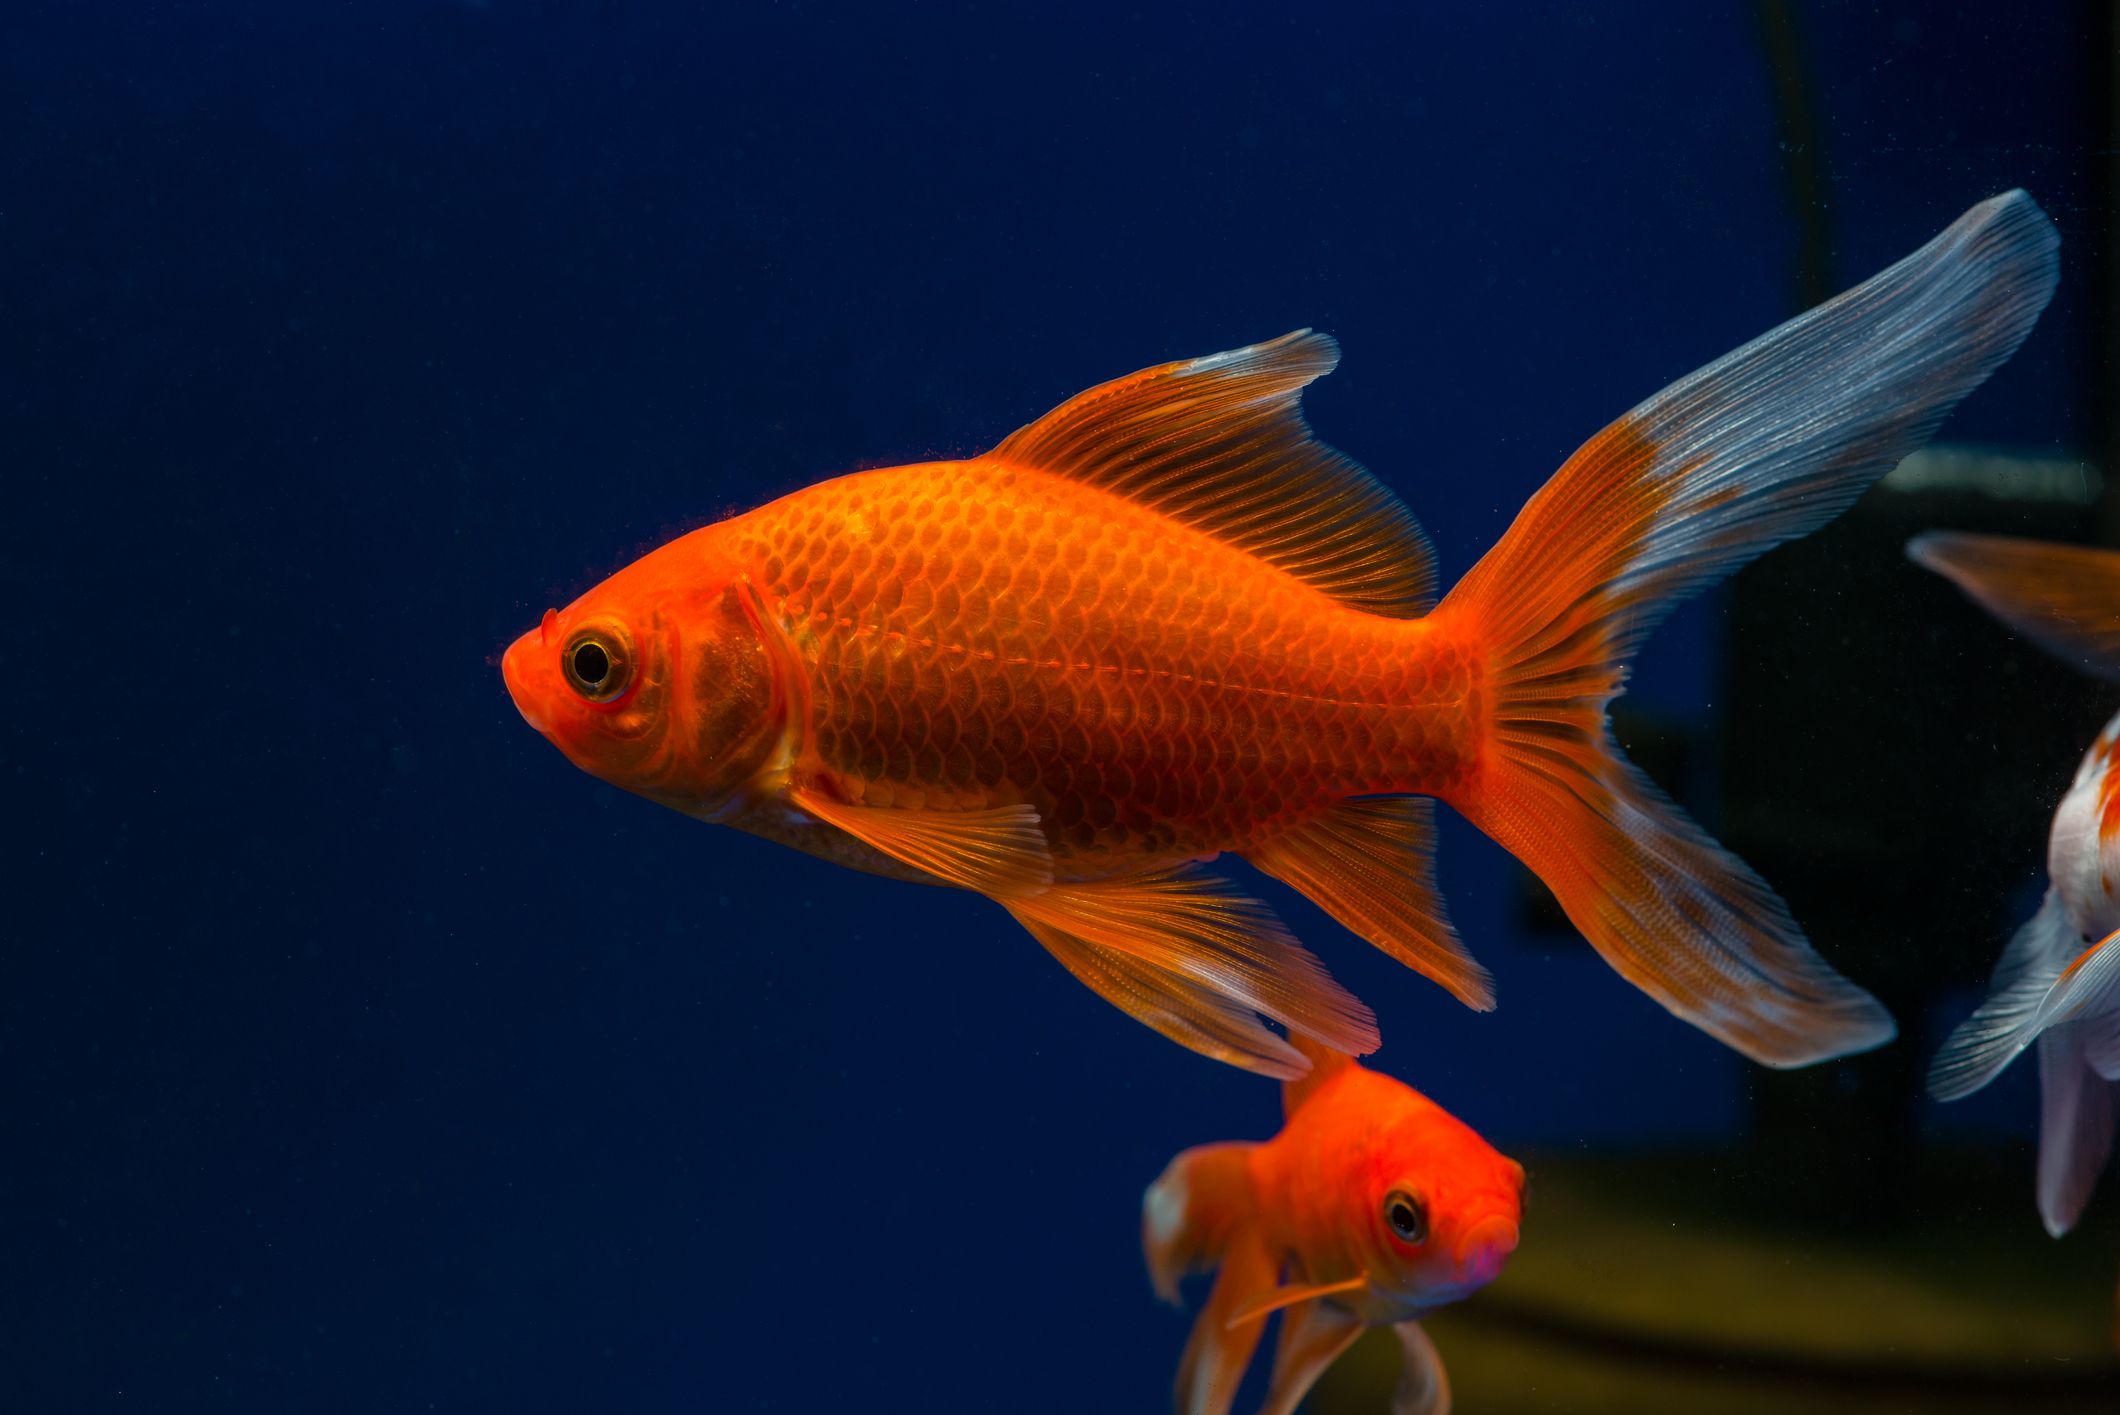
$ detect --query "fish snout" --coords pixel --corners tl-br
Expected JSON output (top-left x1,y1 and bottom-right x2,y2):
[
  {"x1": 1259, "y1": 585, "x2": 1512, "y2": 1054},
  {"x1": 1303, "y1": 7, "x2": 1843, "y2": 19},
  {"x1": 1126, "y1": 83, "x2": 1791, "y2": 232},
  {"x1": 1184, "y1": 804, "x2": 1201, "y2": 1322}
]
[
  {"x1": 501, "y1": 628, "x2": 551, "y2": 733},
  {"x1": 1455, "y1": 1215, "x2": 1519, "y2": 1286}
]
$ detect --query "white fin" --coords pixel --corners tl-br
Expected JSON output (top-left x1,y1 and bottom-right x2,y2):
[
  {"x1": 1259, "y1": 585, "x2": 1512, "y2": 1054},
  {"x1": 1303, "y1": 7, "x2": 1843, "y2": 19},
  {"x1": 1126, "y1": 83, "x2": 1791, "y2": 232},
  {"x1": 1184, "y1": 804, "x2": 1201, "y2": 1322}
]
[
  {"x1": 1392, "y1": 1319, "x2": 1452, "y2": 1415},
  {"x1": 2036, "y1": 1029, "x2": 2118, "y2": 1237},
  {"x1": 1932, "y1": 899, "x2": 2120, "y2": 1102},
  {"x1": 1441, "y1": 191, "x2": 2057, "y2": 1069}
]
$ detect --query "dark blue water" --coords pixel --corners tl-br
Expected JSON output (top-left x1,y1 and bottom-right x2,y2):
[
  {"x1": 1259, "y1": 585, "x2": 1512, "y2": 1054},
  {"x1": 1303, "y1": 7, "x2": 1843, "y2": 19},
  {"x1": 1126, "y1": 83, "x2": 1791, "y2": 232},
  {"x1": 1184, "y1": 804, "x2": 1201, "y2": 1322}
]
[{"x1": 7, "y1": 4, "x2": 2101, "y2": 1411}]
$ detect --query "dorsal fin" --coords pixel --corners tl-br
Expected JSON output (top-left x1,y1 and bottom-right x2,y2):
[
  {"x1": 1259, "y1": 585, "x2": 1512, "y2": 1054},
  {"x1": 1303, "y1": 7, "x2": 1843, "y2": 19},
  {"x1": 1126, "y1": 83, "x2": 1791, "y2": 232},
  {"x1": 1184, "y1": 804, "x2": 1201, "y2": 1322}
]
[
  {"x1": 1281, "y1": 1033, "x2": 1359, "y2": 1119},
  {"x1": 981, "y1": 331, "x2": 1440, "y2": 617}
]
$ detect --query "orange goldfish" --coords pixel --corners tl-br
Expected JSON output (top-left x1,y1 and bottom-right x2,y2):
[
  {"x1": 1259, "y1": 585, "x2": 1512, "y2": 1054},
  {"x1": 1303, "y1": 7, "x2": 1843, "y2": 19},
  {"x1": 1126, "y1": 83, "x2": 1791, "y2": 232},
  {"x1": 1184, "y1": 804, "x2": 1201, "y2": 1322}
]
[
  {"x1": 502, "y1": 191, "x2": 2057, "y2": 1076},
  {"x1": 1917, "y1": 534, "x2": 2120, "y2": 1336},
  {"x1": 1142, "y1": 1037, "x2": 1521, "y2": 1415}
]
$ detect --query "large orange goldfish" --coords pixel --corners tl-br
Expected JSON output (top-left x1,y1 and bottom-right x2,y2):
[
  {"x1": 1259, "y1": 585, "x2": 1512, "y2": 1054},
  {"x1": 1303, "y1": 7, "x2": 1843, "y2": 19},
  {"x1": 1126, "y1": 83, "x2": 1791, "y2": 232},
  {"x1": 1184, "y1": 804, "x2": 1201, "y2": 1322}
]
[
  {"x1": 1142, "y1": 1037, "x2": 1521, "y2": 1415},
  {"x1": 1917, "y1": 534, "x2": 2120, "y2": 1336},
  {"x1": 502, "y1": 191, "x2": 2056, "y2": 1076}
]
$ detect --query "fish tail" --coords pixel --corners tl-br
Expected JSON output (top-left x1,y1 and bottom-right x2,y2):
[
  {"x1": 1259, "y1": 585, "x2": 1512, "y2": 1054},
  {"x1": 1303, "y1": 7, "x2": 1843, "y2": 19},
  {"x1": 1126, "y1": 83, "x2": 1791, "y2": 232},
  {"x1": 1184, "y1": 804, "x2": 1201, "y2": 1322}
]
[{"x1": 1432, "y1": 190, "x2": 2059, "y2": 1067}]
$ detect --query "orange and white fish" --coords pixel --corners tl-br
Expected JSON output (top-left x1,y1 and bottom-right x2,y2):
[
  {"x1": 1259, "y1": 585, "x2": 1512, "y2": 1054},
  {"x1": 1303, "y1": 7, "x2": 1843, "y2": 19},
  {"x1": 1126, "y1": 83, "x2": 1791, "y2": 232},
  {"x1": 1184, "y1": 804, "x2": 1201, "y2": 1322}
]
[
  {"x1": 1142, "y1": 1037, "x2": 1521, "y2": 1415},
  {"x1": 501, "y1": 192, "x2": 2056, "y2": 1077},
  {"x1": 1918, "y1": 534, "x2": 2120, "y2": 1258}
]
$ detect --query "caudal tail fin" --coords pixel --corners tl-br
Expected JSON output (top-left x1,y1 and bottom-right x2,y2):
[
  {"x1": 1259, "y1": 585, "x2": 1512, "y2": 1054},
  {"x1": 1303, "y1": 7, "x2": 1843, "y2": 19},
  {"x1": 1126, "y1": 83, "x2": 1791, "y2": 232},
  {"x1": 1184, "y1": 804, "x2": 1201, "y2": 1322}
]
[{"x1": 1435, "y1": 190, "x2": 2060, "y2": 1067}]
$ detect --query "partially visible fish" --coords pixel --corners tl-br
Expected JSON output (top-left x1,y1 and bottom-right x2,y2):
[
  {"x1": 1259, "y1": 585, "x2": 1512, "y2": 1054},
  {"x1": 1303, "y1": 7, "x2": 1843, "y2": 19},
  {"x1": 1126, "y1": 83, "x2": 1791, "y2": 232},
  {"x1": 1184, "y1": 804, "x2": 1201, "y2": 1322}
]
[
  {"x1": 1142, "y1": 1037, "x2": 1522, "y2": 1415},
  {"x1": 502, "y1": 192, "x2": 2058, "y2": 1077},
  {"x1": 1917, "y1": 533, "x2": 2120, "y2": 1341}
]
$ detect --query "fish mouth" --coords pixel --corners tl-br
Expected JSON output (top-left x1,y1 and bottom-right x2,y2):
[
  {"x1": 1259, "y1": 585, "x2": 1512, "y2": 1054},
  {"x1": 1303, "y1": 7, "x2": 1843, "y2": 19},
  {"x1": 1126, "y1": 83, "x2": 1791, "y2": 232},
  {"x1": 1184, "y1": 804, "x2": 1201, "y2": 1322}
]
[{"x1": 1455, "y1": 1216, "x2": 1519, "y2": 1286}]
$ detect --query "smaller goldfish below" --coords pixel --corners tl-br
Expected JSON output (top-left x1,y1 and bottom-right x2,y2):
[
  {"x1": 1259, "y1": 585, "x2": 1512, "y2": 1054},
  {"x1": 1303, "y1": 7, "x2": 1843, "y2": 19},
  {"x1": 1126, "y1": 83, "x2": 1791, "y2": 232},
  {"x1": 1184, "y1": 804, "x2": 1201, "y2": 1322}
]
[
  {"x1": 1143, "y1": 1037, "x2": 1522, "y2": 1415},
  {"x1": 1915, "y1": 533, "x2": 2120, "y2": 1341}
]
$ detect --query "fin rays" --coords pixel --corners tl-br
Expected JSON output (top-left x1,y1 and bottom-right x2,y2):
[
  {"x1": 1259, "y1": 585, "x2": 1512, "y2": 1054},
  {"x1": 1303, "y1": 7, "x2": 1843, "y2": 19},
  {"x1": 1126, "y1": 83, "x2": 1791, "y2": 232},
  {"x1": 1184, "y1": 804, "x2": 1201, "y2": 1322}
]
[
  {"x1": 1009, "y1": 867, "x2": 1380, "y2": 1075},
  {"x1": 983, "y1": 330, "x2": 1440, "y2": 616},
  {"x1": 1909, "y1": 532, "x2": 2120, "y2": 682},
  {"x1": 1248, "y1": 797, "x2": 1491, "y2": 1010},
  {"x1": 1437, "y1": 190, "x2": 2057, "y2": 1067}
]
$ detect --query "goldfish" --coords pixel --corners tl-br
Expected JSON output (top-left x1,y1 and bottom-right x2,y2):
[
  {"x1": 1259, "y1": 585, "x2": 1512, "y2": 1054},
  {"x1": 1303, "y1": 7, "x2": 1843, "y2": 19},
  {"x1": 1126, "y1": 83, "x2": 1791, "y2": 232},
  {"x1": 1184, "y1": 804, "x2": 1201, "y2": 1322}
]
[
  {"x1": 1142, "y1": 1036, "x2": 1521, "y2": 1415},
  {"x1": 1917, "y1": 533, "x2": 2120, "y2": 1333},
  {"x1": 502, "y1": 191, "x2": 2057, "y2": 1077}
]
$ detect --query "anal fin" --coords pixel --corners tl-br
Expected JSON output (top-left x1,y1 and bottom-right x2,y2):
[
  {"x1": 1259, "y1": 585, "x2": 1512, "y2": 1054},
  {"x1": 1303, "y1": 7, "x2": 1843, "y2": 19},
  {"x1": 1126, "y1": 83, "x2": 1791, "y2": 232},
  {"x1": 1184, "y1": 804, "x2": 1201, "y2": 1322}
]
[{"x1": 1248, "y1": 797, "x2": 1491, "y2": 1009}]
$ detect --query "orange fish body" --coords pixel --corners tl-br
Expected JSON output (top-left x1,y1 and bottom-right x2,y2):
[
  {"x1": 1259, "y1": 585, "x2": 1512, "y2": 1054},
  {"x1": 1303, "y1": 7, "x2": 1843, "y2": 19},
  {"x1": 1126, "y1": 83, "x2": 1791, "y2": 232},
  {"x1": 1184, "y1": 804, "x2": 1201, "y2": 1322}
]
[
  {"x1": 504, "y1": 192, "x2": 2058, "y2": 1076},
  {"x1": 565, "y1": 454, "x2": 1483, "y2": 856},
  {"x1": 1142, "y1": 1038, "x2": 1522, "y2": 1415},
  {"x1": 718, "y1": 460, "x2": 1486, "y2": 855}
]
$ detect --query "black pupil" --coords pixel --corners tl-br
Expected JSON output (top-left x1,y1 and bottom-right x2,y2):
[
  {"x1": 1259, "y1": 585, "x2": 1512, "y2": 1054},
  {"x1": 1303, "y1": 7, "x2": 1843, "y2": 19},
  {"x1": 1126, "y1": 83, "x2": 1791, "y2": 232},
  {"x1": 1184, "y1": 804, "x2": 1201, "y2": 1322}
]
[
  {"x1": 573, "y1": 641, "x2": 611, "y2": 687},
  {"x1": 1390, "y1": 1201, "x2": 1420, "y2": 1237}
]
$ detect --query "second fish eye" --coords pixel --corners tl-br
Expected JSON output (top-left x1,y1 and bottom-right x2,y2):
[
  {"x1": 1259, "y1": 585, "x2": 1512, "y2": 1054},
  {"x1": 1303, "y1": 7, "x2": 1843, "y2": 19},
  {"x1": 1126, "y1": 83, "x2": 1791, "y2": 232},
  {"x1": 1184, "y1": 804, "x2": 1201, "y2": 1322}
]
[
  {"x1": 562, "y1": 630, "x2": 629, "y2": 701},
  {"x1": 1383, "y1": 1190, "x2": 1427, "y2": 1244}
]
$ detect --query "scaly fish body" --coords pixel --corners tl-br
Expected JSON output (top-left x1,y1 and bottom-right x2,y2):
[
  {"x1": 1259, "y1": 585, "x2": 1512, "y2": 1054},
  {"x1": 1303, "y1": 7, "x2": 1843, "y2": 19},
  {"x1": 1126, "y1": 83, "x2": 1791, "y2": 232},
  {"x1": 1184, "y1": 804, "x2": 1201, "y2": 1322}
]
[
  {"x1": 505, "y1": 191, "x2": 2058, "y2": 1078},
  {"x1": 706, "y1": 461, "x2": 1483, "y2": 871}
]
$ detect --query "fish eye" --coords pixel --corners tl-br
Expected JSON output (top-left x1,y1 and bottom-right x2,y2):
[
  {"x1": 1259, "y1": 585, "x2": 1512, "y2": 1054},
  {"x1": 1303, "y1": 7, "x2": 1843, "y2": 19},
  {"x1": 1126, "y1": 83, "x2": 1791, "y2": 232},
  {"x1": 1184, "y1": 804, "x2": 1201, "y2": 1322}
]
[
  {"x1": 562, "y1": 628, "x2": 631, "y2": 702},
  {"x1": 1383, "y1": 1190, "x2": 1427, "y2": 1244},
  {"x1": 574, "y1": 640, "x2": 610, "y2": 683}
]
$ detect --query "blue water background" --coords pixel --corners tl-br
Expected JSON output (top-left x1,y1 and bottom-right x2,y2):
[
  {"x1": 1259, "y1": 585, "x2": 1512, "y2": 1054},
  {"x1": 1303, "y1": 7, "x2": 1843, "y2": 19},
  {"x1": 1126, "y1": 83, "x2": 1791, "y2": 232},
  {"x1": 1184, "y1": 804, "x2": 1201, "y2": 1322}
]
[{"x1": 5, "y1": 3, "x2": 2097, "y2": 1410}]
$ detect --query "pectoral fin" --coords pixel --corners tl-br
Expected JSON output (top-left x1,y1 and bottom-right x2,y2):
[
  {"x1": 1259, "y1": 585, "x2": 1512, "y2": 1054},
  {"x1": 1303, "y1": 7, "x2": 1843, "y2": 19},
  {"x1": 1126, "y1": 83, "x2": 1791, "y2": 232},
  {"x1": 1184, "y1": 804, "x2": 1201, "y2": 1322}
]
[
  {"x1": 1932, "y1": 906, "x2": 2120, "y2": 1103},
  {"x1": 1392, "y1": 1320, "x2": 1452, "y2": 1415},
  {"x1": 787, "y1": 784, "x2": 1053, "y2": 896},
  {"x1": 1257, "y1": 1299, "x2": 1364, "y2": 1415},
  {"x1": 1225, "y1": 1274, "x2": 1370, "y2": 1330}
]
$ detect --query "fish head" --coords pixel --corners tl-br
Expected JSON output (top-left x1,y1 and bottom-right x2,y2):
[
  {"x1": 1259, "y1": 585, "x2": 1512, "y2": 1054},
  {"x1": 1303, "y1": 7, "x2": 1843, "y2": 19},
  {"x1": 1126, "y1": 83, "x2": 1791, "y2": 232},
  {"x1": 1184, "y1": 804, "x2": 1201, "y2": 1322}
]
[
  {"x1": 1351, "y1": 1100, "x2": 1524, "y2": 1315},
  {"x1": 502, "y1": 531, "x2": 783, "y2": 816}
]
